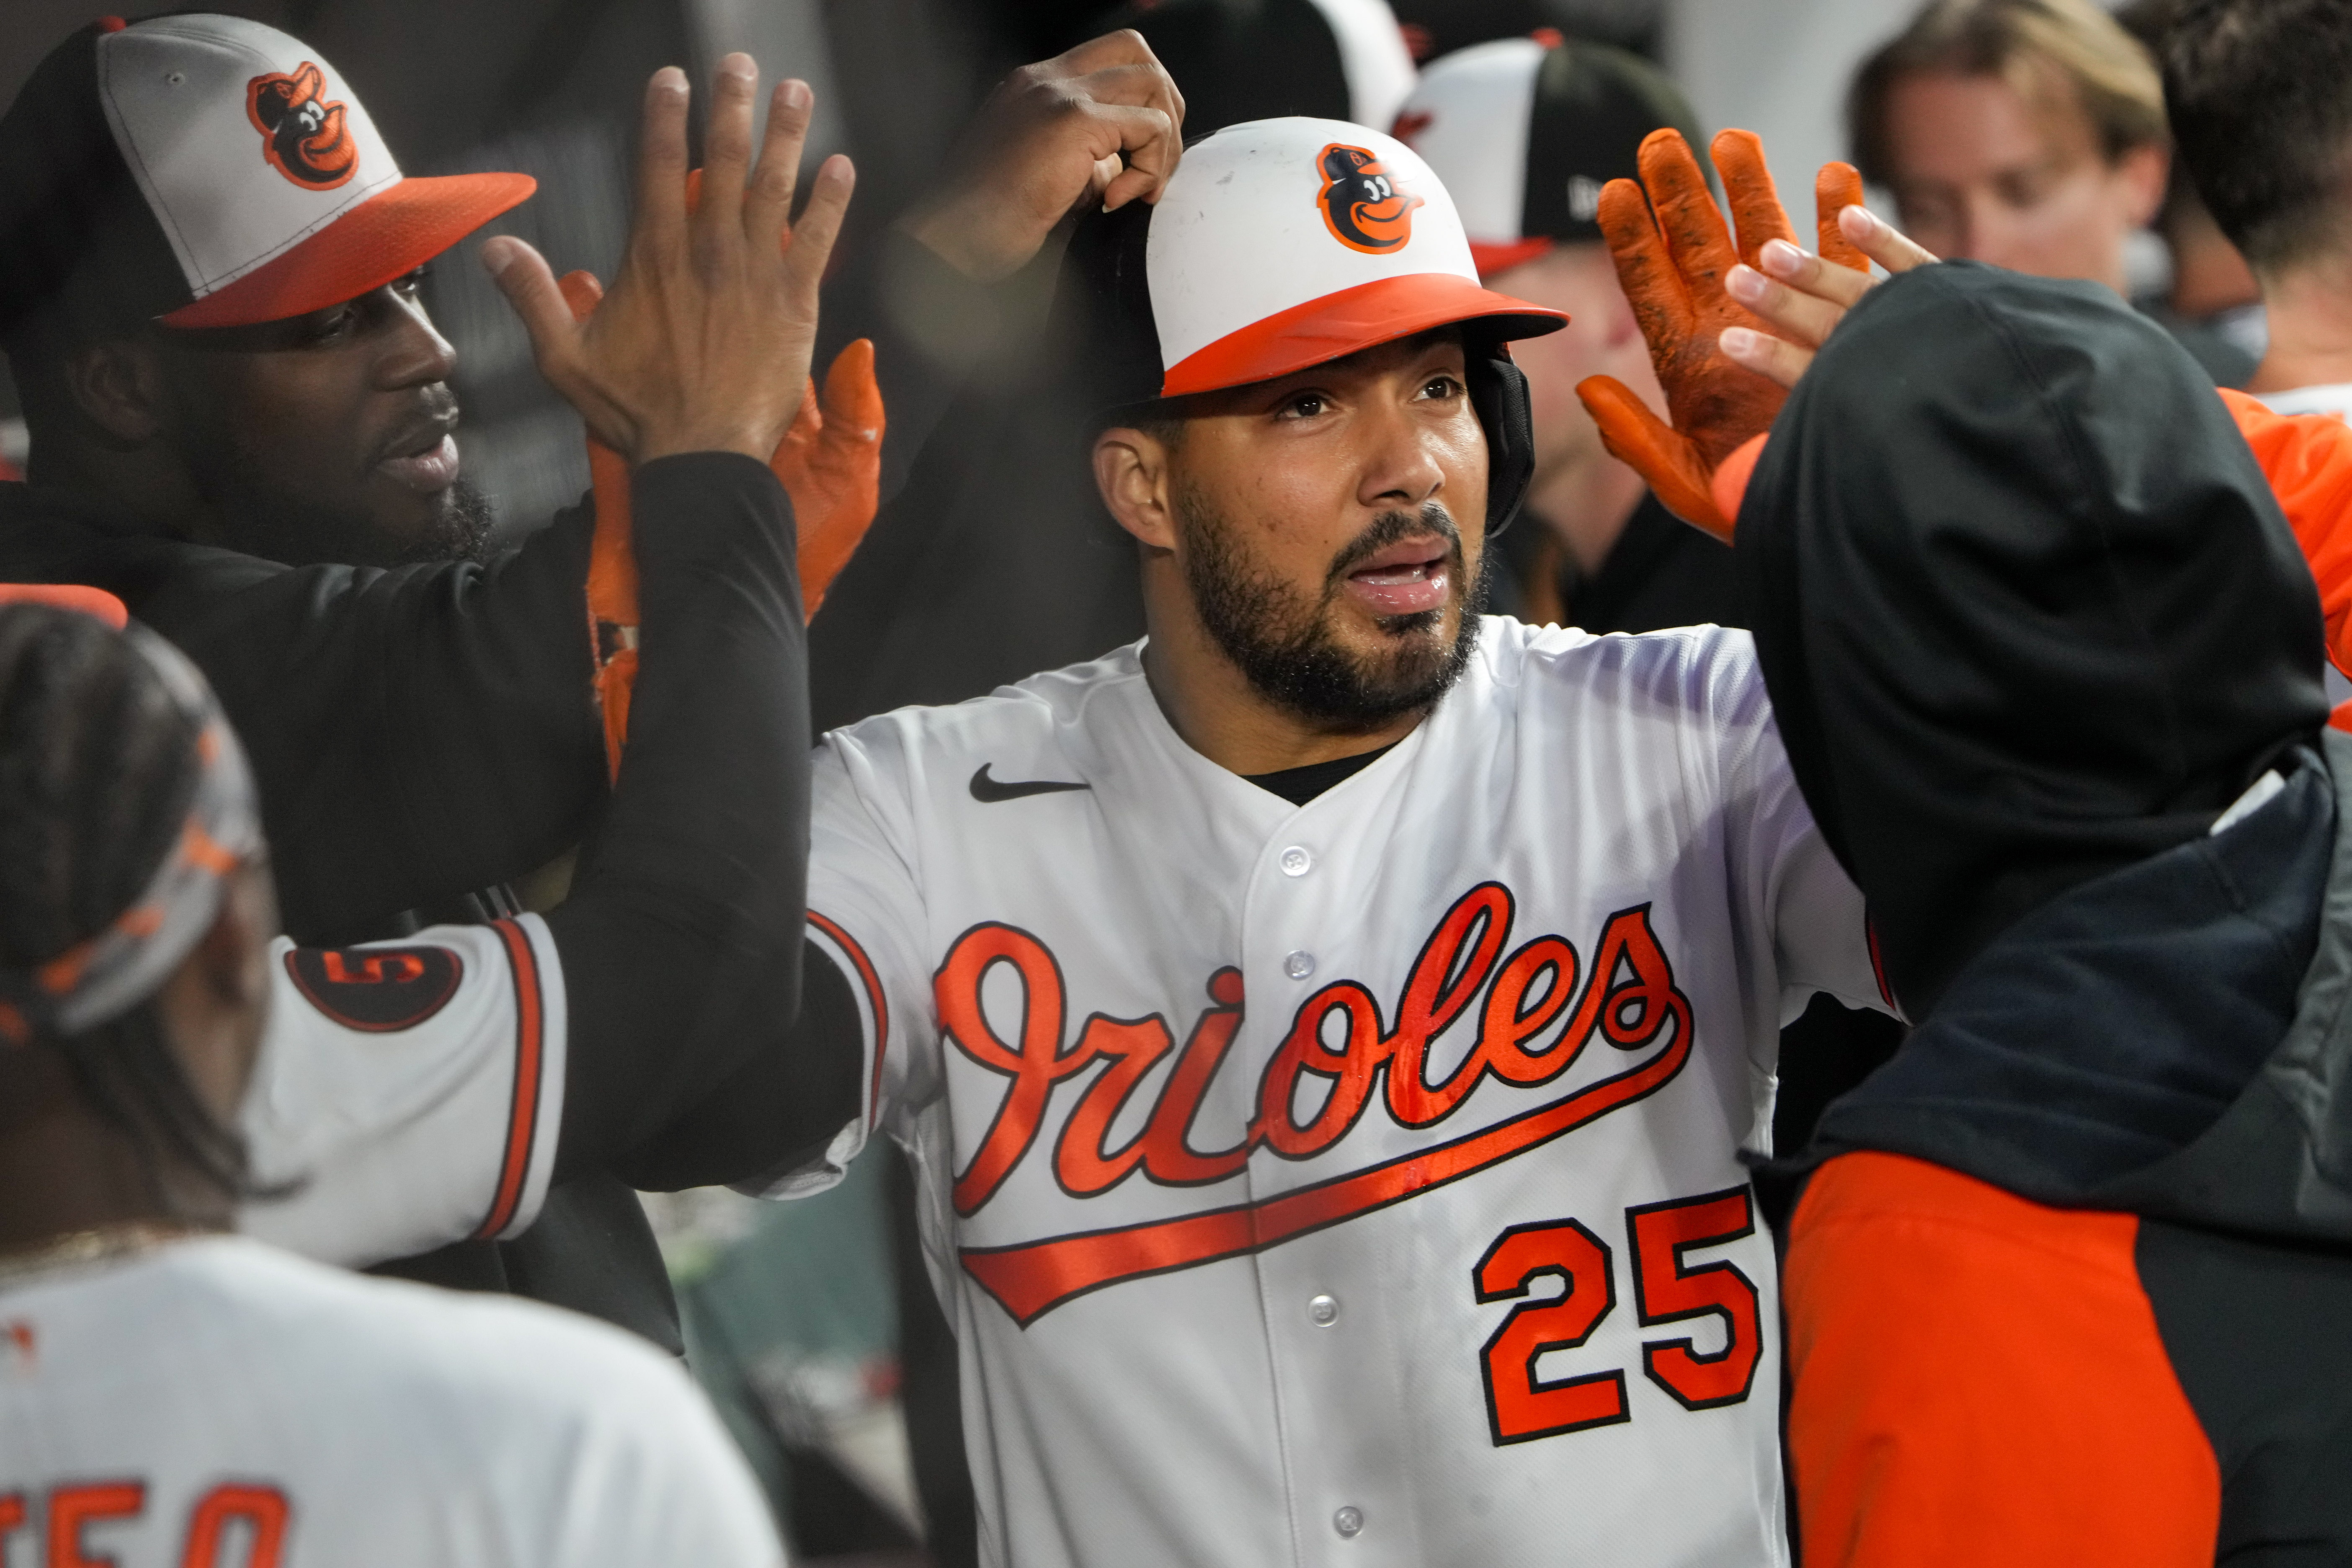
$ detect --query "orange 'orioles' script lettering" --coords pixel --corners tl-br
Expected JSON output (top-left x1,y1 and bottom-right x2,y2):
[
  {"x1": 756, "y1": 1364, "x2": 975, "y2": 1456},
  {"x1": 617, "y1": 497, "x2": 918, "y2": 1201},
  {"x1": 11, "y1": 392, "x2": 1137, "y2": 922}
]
[{"x1": 938, "y1": 885, "x2": 1693, "y2": 1323}]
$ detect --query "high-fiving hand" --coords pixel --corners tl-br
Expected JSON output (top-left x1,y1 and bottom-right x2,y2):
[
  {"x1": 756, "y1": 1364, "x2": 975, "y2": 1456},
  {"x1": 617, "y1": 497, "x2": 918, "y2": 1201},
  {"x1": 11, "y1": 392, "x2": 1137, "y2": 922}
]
[
  {"x1": 1573, "y1": 131, "x2": 1885, "y2": 540},
  {"x1": 481, "y1": 56, "x2": 852, "y2": 466}
]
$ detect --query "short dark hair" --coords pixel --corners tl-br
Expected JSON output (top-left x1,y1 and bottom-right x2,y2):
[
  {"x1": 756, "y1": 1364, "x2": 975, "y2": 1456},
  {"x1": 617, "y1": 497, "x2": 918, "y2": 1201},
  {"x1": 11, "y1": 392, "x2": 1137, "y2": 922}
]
[
  {"x1": 2164, "y1": 0, "x2": 2352, "y2": 273},
  {"x1": 0, "y1": 605, "x2": 253, "y2": 1205},
  {"x1": 1850, "y1": 0, "x2": 2168, "y2": 188}
]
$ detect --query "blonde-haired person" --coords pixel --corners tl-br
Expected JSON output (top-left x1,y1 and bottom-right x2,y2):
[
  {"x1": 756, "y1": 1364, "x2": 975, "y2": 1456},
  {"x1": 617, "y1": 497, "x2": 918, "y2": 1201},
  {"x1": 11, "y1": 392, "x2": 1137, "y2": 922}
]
[{"x1": 1849, "y1": 0, "x2": 2168, "y2": 296}]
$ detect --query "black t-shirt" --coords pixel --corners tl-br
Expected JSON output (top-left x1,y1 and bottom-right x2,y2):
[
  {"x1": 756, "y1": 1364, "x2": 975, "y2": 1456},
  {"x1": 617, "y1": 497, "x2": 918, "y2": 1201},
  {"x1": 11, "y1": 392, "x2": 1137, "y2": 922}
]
[{"x1": 1244, "y1": 740, "x2": 1400, "y2": 805}]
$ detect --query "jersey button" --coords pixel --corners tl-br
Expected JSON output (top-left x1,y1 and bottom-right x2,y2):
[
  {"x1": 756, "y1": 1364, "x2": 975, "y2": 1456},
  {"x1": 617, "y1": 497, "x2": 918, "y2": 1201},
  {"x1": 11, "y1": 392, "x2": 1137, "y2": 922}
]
[
  {"x1": 1284, "y1": 950, "x2": 1316, "y2": 980},
  {"x1": 1333, "y1": 1506, "x2": 1365, "y2": 1538},
  {"x1": 1307, "y1": 1293, "x2": 1340, "y2": 1326},
  {"x1": 1279, "y1": 845, "x2": 1313, "y2": 877}
]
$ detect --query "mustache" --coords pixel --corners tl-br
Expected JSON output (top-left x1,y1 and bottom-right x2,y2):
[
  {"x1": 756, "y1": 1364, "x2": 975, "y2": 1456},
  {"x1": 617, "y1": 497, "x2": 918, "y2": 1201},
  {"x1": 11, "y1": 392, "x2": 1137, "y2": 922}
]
[
  {"x1": 367, "y1": 388, "x2": 462, "y2": 470},
  {"x1": 1326, "y1": 502, "x2": 1463, "y2": 585}
]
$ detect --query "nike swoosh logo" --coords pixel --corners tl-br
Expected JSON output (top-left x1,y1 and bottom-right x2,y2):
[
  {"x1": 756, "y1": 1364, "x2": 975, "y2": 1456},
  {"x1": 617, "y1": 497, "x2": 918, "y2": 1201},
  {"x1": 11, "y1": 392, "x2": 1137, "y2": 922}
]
[{"x1": 970, "y1": 764, "x2": 1091, "y2": 803}]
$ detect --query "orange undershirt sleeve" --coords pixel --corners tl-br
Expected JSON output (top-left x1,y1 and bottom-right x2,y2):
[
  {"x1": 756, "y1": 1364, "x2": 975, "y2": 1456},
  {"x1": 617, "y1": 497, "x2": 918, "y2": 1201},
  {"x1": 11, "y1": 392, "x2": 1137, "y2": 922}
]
[{"x1": 1784, "y1": 1151, "x2": 2220, "y2": 1568}]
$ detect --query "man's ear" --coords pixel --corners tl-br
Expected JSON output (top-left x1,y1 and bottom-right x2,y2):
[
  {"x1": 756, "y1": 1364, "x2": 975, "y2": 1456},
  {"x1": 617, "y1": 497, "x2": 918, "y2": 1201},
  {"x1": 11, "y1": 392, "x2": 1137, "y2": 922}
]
[
  {"x1": 61, "y1": 336, "x2": 171, "y2": 446},
  {"x1": 2118, "y1": 143, "x2": 2169, "y2": 231},
  {"x1": 1093, "y1": 427, "x2": 1179, "y2": 551}
]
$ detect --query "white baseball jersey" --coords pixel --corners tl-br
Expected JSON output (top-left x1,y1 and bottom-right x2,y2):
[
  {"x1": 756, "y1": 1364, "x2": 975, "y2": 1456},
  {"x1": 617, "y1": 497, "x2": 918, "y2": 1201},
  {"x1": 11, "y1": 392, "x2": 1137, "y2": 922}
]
[
  {"x1": 785, "y1": 616, "x2": 1888, "y2": 1568},
  {"x1": 236, "y1": 915, "x2": 566, "y2": 1268},
  {"x1": 0, "y1": 1235, "x2": 782, "y2": 1565}
]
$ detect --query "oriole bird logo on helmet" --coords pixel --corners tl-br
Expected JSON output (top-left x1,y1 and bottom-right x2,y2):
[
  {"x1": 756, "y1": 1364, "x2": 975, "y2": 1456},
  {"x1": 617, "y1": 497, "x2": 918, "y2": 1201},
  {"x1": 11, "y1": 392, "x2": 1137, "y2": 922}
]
[
  {"x1": 1318, "y1": 142, "x2": 1422, "y2": 253},
  {"x1": 246, "y1": 63, "x2": 358, "y2": 190}
]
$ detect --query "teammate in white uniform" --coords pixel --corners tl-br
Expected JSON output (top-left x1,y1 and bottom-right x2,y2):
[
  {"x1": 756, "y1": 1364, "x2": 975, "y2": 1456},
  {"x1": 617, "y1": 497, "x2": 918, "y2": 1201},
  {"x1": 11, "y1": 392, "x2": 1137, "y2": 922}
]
[
  {"x1": 781, "y1": 120, "x2": 1887, "y2": 1568},
  {"x1": 0, "y1": 595, "x2": 779, "y2": 1566}
]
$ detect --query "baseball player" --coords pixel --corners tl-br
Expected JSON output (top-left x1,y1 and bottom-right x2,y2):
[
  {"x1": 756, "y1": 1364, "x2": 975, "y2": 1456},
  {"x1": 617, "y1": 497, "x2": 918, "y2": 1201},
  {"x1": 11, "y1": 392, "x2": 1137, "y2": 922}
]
[
  {"x1": 726, "y1": 116, "x2": 1887, "y2": 1567},
  {"x1": 255, "y1": 115, "x2": 1890, "y2": 1564},
  {"x1": 0, "y1": 587, "x2": 790, "y2": 1564}
]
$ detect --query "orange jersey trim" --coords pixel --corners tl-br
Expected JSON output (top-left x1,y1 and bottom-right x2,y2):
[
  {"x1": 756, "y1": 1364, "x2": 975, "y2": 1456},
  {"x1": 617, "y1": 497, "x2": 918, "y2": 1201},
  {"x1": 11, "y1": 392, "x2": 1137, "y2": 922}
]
[
  {"x1": 472, "y1": 920, "x2": 547, "y2": 1241},
  {"x1": 808, "y1": 910, "x2": 888, "y2": 1128}
]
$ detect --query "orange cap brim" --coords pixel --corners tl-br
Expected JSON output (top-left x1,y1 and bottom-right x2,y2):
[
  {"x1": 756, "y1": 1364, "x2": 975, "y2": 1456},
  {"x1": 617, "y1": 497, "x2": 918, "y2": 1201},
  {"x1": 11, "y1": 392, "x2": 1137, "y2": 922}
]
[
  {"x1": 160, "y1": 171, "x2": 536, "y2": 329},
  {"x1": 0, "y1": 584, "x2": 130, "y2": 628},
  {"x1": 1160, "y1": 273, "x2": 1567, "y2": 398}
]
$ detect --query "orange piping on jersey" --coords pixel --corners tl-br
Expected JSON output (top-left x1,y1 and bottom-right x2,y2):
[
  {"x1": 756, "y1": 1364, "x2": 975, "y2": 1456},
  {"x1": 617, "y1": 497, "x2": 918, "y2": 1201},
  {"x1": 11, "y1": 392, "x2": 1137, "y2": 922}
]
[
  {"x1": 179, "y1": 1486, "x2": 289, "y2": 1568},
  {"x1": 809, "y1": 911, "x2": 889, "y2": 1129},
  {"x1": 50, "y1": 1482, "x2": 144, "y2": 1568},
  {"x1": 0, "y1": 1494, "x2": 21, "y2": 1543},
  {"x1": 473, "y1": 920, "x2": 546, "y2": 1241}
]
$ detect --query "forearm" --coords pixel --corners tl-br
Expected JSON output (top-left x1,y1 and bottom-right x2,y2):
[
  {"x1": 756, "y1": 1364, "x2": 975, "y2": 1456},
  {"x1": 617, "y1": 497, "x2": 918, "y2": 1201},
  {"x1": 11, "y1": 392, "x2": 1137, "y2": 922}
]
[
  {"x1": 611, "y1": 941, "x2": 864, "y2": 1191},
  {"x1": 544, "y1": 453, "x2": 823, "y2": 1176}
]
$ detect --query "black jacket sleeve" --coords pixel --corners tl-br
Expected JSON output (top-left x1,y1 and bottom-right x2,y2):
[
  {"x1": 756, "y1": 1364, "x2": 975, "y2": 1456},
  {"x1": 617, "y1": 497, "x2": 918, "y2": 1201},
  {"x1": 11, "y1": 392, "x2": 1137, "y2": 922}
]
[
  {"x1": 610, "y1": 938, "x2": 864, "y2": 1192},
  {"x1": 539, "y1": 454, "x2": 859, "y2": 1180},
  {"x1": 104, "y1": 501, "x2": 606, "y2": 944}
]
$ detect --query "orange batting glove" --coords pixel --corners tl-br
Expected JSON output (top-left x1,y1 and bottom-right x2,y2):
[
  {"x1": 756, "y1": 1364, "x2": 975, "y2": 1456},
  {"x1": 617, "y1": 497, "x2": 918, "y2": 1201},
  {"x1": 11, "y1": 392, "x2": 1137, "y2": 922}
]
[
  {"x1": 559, "y1": 174, "x2": 888, "y2": 779},
  {"x1": 773, "y1": 336, "x2": 885, "y2": 621},
  {"x1": 557, "y1": 268, "x2": 640, "y2": 782},
  {"x1": 1576, "y1": 131, "x2": 1867, "y2": 541}
]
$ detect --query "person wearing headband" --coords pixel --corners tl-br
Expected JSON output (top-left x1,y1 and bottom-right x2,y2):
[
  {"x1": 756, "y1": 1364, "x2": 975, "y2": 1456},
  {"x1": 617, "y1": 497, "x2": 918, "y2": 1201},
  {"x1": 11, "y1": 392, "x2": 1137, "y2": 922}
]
[{"x1": 0, "y1": 591, "x2": 793, "y2": 1563}]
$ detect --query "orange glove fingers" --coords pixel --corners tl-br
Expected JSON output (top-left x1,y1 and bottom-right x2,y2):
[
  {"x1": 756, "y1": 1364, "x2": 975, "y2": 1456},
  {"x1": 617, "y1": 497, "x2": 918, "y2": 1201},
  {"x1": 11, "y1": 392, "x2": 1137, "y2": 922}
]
[
  {"x1": 557, "y1": 267, "x2": 640, "y2": 779},
  {"x1": 1710, "y1": 129, "x2": 1795, "y2": 271},
  {"x1": 821, "y1": 333, "x2": 885, "y2": 438},
  {"x1": 1577, "y1": 374, "x2": 1731, "y2": 542},
  {"x1": 1597, "y1": 175, "x2": 1694, "y2": 354},
  {"x1": 1816, "y1": 162, "x2": 1870, "y2": 273},
  {"x1": 1637, "y1": 129, "x2": 1738, "y2": 295},
  {"x1": 776, "y1": 339, "x2": 885, "y2": 621},
  {"x1": 557, "y1": 268, "x2": 640, "y2": 626}
]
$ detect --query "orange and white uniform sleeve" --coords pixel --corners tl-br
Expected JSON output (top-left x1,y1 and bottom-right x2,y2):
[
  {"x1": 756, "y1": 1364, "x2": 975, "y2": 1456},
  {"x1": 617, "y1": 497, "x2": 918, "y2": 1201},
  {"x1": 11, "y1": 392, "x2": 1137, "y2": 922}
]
[{"x1": 236, "y1": 914, "x2": 567, "y2": 1267}]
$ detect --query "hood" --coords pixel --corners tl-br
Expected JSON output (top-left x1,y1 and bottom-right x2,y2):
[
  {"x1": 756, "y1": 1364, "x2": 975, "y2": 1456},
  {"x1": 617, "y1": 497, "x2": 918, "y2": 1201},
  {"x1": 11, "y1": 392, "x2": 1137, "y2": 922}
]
[{"x1": 1738, "y1": 261, "x2": 2328, "y2": 1017}]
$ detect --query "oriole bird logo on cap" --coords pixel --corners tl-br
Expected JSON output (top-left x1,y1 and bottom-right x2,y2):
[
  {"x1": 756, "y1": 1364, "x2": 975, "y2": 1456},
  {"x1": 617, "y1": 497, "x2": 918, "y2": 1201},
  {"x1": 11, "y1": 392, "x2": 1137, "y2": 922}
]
[
  {"x1": 1318, "y1": 143, "x2": 1422, "y2": 253},
  {"x1": 246, "y1": 63, "x2": 358, "y2": 191}
]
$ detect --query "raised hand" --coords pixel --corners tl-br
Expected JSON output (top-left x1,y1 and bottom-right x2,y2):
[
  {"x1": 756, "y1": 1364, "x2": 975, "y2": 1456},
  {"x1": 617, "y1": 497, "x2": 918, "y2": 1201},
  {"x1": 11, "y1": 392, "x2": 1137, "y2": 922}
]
[
  {"x1": 899, "y1": 30, "x2": 1185, "y2": 282},
  {"x1": 1716, "y1": 191, "x2": 1939, "y2": 390},
  {"x1": 482, "y1": 57, "x2": 853, "y2": 465},
  {"x1": 1573, "y1": 131, "x2": 1869, "y2": 540}
]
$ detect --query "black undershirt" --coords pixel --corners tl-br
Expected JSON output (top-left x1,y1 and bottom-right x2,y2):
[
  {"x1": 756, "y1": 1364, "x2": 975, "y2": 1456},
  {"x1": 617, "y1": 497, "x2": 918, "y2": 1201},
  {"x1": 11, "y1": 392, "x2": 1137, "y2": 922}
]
[{"x1": 1245, "y1": 740, "x2": 1400, "y2": 806}]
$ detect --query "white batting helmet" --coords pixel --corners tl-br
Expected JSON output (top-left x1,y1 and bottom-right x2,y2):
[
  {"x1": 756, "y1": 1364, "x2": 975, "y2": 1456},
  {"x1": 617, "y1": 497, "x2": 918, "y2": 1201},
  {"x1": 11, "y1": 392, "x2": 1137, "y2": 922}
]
[{"x1": 1063, "y1": 115, "x2": 1567, "y2": 532}]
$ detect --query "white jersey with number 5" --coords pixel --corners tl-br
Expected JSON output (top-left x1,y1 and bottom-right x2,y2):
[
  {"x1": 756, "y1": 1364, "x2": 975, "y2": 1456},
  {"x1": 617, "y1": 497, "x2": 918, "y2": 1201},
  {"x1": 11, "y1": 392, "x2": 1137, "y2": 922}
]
[{"x1": 786, "y1": 616, "x2": 1888, "y2": 1568}]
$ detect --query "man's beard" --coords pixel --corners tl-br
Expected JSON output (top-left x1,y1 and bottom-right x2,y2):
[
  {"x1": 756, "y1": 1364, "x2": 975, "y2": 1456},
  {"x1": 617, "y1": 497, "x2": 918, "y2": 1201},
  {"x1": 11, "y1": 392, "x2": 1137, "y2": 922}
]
[
  {"x1": 1177, "y1": 483, "x2": 1484, "y2": 732},
  {"x1": 179, "y1": 430, "x2": 494, "y2": 569}
]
